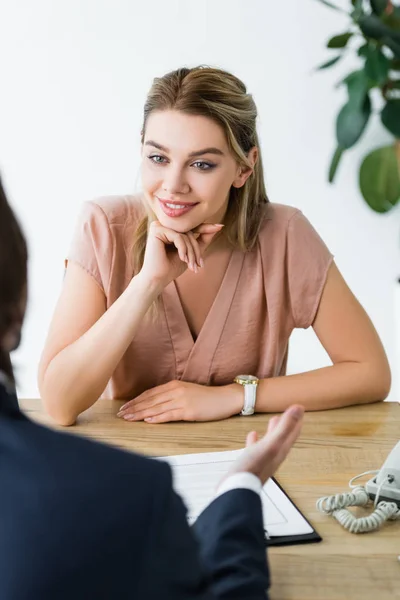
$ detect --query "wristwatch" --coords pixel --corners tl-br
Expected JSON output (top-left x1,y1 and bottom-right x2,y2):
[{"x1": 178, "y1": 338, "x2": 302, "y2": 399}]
[{"x1": 234, "y1": 375, "x2": 259, "y2": 416}]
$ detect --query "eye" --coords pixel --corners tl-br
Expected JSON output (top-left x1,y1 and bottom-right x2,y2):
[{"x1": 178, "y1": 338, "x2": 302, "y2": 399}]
[
  {"x1": 191, "y1": 161, "x2": 215, "y2": 171},
  {"x1": 148, "y1": 154, "x2": 168, "y2": 165}
]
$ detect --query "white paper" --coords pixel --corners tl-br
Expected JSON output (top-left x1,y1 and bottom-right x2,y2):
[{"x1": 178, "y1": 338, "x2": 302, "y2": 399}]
[{"x1": 159, "y1": 449, "x2": 313, "y2": 537}]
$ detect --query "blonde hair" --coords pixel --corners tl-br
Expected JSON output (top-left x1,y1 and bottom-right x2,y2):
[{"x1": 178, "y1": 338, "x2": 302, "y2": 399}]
[{"x1": 133, "y1": 65, "x2": 269, "y2": 274}]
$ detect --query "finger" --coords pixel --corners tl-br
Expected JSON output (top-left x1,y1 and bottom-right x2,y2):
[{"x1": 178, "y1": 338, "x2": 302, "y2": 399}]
[
  {"x1": 119, "y1": 381, "x2": 179, "y2": 413},
  {"x1": 273, "y1": 405, "x2": 304, "y2": 440},
  {"x1": 264, "y1": 405, "x2": 304, "y2": 457},
  {"x1": 187, "y1": 231, "x2": 202, "y2": 269},
  {"x1": 173, "y1": 235, "x2": 189, "y2": 264},
  {"x1": 192, "y1": 224, "x2": 224, "y2": 254},
  {"x1": 152, "y1": 226, "x2": 189, "y2": 265},
  {"x1": 121, "y1": 393, "x2": 173, "y2": 417},
  {"x1": 184, "y1": 236, "x2": 197, "y2": 272},
  {"x1": 119, "y1": 391, "x2": 152, "y2": 411},
  {"x1": 267, "y1": 415, "x2": 280, "y2": 433},
  {"x1": 117, "y1": 399, "x2": 136, "y2": 414},
  {"x1": 192, "y1": 224, "x2": 224, "y2": 235},
  {"x1": 118, "y1": 388, "x2": 161, "y2": 414},
  {"x1": 123, "y1": 399, "x2": 179, "y2": 422},
  {"x1": 246, "y1": 431, "x2": 258, "y2": 447},
  {"x1": 145, "y1": 409, "x2": 183, "y2": 423}
]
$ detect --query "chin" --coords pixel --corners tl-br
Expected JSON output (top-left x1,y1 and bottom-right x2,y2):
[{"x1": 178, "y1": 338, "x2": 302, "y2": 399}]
[{"x1": 158, "y1": 215, "x2": 200, "y2": 233}]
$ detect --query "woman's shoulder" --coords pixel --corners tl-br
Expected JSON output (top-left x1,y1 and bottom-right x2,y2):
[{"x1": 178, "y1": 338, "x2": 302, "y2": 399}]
[
  {"x1": 257, "y1": 202, "x2": 302, "y2": 244},
  {"x1": 68, "y1": 194, "x2": 146, "y2": 291},
  {"x1": 261, "y1": 202, "x2": 301, "y2": 228},
  {"x1": 84, "y1": 193, "x2": 146, "y2": 228}
]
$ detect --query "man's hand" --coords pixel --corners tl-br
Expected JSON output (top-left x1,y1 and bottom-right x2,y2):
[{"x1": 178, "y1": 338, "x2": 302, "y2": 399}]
[{"x1": 221, "y1": 405, "x2": 304, "y2": 487}]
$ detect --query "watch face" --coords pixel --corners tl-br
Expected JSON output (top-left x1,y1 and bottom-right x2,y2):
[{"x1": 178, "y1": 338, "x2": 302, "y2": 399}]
[{"x1": 236, "y1": 375, "x2": 259, "y2": 384}]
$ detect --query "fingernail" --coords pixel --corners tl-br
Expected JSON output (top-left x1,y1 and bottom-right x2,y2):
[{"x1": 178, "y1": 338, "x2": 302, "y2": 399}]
[
  {"x1": 199, "y1": 258, "x2": 204, "y2": 268},
  {"x1": 289, "y1": 405, "x2": 304, "y2": 420},
  {"x1": 124, "y1": 414, "x2": 136, "y2": 421},
  {"x1": 213, "y1": 224, "x2": 224, "y2": 228},
  {"x1": 145, "y1": 417, "x2": 153, "y2": 422}
]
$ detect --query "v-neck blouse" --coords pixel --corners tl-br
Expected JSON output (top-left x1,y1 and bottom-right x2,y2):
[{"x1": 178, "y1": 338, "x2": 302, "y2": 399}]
[{"x1": 66, "y1": 195, "x2": 333, "y2": 400}]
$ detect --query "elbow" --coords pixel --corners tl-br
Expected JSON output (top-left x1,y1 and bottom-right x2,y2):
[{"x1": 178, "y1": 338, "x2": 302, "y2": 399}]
[
  {"x1": 364, "y1": 359, "x2": 392, "y2": 404},
  {"x1": 40, "y1": 392, "x2": 78, "y2": 427},
  {"x1": 38, "y1": 375, "x2": 79, "y2": 427},
  {"x1": 376, "y1": 366, "x2": 391, "y2": 401},
  {"x1": 53, "y1": 417, "x2": 76, "y2": 428},
  {"x1": 50, "y1": 411, "x2": 77, "y2": 428}
]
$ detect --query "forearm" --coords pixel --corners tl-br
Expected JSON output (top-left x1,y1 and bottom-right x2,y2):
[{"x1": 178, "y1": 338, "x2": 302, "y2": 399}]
[
  {"x1": 255, "y1": 361, "x2": 391, "y2": 413},
  {"x1": 41, "y1": 273, "x2": 161, "y2": 425}
]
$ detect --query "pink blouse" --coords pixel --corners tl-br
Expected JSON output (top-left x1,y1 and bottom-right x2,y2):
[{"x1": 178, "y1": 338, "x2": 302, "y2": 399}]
[{"x1": 67, "y1": 195, "x2": 333, "y2": 399}]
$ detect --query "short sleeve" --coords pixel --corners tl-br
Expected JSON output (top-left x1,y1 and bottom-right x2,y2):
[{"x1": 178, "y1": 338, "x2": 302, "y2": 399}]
[
  {"x1": 65, "y1": 201, "x2": 113, "y2": 293},
  {"x1": 287, "y1": 211, "x2": 334, "y2": 329}
]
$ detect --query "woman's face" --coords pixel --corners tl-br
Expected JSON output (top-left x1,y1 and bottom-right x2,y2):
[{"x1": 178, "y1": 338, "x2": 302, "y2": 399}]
[{"x1": 141, "y1": 110, "x2": 254, "y2": 233}]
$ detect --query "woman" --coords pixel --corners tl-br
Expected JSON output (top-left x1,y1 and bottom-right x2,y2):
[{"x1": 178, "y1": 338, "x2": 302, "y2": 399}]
[
  {"x1": 1, "y1": 176, "x2": 306, "y2": 599},
  {"x1": 39, "y1": 66, "x2": 391, "y2": 426}
]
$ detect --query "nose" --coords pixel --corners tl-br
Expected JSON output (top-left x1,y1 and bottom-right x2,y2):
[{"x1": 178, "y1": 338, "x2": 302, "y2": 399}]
[{"x1": 162, "y1": 165, "x2": 190, "y2": 195}]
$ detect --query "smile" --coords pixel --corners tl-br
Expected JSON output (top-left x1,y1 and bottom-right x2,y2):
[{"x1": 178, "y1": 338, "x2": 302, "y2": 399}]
[
  {"x1": 157, "y1": 197, "x2": 199, "y2": 218},
  {"x1": 165, "y1": 203, "x2": 187, "y2": 209}
]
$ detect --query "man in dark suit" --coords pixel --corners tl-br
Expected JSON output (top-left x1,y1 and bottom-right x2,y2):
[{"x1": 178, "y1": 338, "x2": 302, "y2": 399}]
[{"x1": 0, "y1": 177, "x2": 303, "y2": 599}]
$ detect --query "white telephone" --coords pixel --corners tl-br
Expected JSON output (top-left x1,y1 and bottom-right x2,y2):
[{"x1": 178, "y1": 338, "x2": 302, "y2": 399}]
[
  {"x1": 317, "y1": 441, "x2": 400, "y2": 533},
  {"x1": 365, "y1": 441, "x2": 400, "y2": 507}
]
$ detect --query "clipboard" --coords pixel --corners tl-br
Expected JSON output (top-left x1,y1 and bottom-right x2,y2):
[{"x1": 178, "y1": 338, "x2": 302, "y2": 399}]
[
  {"x1": 265, "y1": 477, "x2": 322, "y2": 546},
  {"x1": 160, "y1": 449, "x2": 322, "y2": 547}
]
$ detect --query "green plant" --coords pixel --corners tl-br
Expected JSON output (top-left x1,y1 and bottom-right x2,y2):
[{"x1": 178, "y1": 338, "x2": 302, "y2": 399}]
[{"x1": 317, "y1": 0, "x2": 400, "y2": 213}]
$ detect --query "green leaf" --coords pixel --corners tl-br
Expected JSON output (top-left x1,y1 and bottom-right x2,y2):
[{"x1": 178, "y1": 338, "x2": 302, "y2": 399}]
[
  {"x1": 383, "y1": 10, "x2": 400, "y2": 33},
  {"x1": 359, "y1": 15, "x2": 400, "y2": 43},
  {"x1": 328, "y1": 146, "x2": 345, "y2": 182},
  {"x1": 342, "y1": 70, "x2": 370, "y2": 108},
  {"x1": 381, "y1": 100, "x2": 400, "y2": 137},
  {"x1": 358, "y1": 43, "x2": 369, "y2": 56},
  {"x1": 370, "y1": 0, "x2": 389, "y2": 16},
  {"x1": 336, "y1": 95, "x2": 371, "y2": 149},
  {"x1": 327, "y1": 32, "x2": 353, "y2": 48},
  {"x1": 315, "y1": 0, "x2": 347, "y2": 13},
  {"x1": 359, "y1": 145, "x2": 400, "y2": 213},
  {"x1": 364, "y1": 46, "x2": 390, "y2": 84},
  {"x1": 316, "y1": 55, "x2": 342, "y2": 70},
  {"x1": 383, "y1": 36, "x2": 400, "y2": 59},
  {"x1": 351, "y1": 0, "x2": 364, "y2": 20}
]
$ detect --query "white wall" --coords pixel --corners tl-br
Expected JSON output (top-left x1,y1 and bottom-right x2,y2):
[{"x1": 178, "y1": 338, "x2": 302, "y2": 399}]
[{"x1": 0, "y1": 0, "x2": 398, "y2": 400}]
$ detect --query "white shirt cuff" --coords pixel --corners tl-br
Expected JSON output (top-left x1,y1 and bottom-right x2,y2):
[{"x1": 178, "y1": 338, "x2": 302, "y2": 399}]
[{"x1": 215, "y1": 472, "x2": 262, "y2": 499}]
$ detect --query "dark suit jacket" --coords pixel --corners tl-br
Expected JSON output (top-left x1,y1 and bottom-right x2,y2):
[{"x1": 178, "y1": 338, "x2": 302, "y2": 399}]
[{"x1": 0, "y1": 382, "x2": 270, "y2": 599}]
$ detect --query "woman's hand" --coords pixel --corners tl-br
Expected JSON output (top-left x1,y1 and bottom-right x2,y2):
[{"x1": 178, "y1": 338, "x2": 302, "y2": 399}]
[
  {"x1": 140, "y1": 221, "x2": 223, "y2": 288},
  {"x1": 117, "y1": 381, "x2": 243, "y2": 423}
]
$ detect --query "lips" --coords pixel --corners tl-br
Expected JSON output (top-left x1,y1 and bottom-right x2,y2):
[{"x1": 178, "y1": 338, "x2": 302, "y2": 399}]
[{"x1": 157, "y1": 196, "x2": 199, "y2": 218}]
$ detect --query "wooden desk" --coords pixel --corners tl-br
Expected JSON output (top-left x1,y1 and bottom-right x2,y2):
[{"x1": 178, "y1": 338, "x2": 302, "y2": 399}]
[{"x1": 21, "y1": 399, "x2": 400, "y2": 600}]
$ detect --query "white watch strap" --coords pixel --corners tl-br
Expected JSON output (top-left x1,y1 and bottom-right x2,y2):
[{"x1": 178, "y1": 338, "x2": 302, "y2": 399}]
[{"x1": 241, "y1": 383, "x2": 257, "y2": 415}]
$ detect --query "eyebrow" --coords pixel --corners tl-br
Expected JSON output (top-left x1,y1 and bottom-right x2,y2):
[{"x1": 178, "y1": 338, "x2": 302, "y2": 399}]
[{"x1": 145, "y1": 140, "x2": 224, "y2": 157}]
